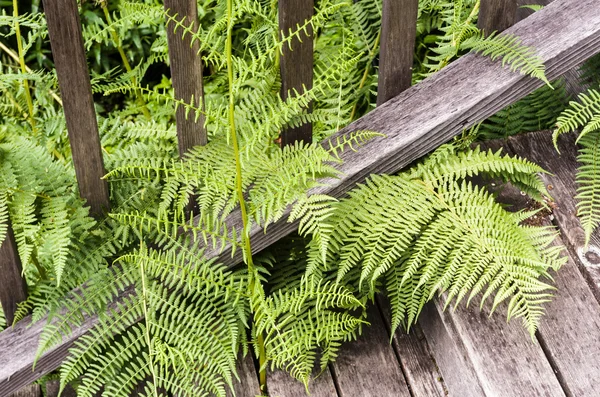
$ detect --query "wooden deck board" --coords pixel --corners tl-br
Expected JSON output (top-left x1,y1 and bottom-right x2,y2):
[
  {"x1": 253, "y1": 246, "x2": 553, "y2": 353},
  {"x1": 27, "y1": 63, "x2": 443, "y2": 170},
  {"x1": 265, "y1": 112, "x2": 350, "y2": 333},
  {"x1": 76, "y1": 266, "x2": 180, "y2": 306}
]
[
  {"x1": 508, "y1": 131, "x2": 600, "y2": 301},
  {"x1": 329, "y1": 305, "x2": 411, "y2": 397},
  {"x1": 227, "y1": 353, "x2": 261, "y2": 397},
  {"x1": 505, "y1": 131, "x2": 600, "y2": 397},
  {"x1": 377, "y1": 297, "x2": 448, "y2": 397},
  {"x1": 267, "y1": 366, "x2": 338, "y2": 397}
]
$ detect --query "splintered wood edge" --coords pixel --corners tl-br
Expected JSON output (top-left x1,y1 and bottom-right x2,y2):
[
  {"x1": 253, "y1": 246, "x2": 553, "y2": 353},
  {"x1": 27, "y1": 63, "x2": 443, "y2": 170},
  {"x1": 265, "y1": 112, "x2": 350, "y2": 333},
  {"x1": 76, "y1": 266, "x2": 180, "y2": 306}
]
[{"x1": 1, "y1": 0, "x2": 600, "y2": 393}]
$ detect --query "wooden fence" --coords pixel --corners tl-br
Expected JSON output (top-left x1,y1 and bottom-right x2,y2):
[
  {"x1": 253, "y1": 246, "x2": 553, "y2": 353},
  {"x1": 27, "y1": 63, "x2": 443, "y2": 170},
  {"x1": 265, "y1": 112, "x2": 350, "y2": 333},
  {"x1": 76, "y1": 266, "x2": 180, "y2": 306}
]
[{"x1": 1, "y1": 0, "x2": 600, "y2": 395}]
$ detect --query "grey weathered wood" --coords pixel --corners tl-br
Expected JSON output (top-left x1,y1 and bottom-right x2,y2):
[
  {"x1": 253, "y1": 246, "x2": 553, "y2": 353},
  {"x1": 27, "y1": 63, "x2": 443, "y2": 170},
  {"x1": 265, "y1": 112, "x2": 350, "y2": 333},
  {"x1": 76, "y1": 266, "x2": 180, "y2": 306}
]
[
  {"x1": 1, "y1": 0, "x2": 600, "y2": 393},
  {"x1": 226, "y1": 353, "x2": 261, "y2": 397},
  {"x1": 482, "y1": 133, "x2": 600, "y2": 397},
  {"x1": 515, "y1": 0, "x2": 585, "y2": 97},
  {"x1": 267, "y1": 364, "x2": 338, "y2": 396},
  {"x1": 516, "y1": 0, "x2": 546, "y2": 22},
  {"x1": 417, "y1": 138, "x2": 566, "y2": 397},
  {"x1": 422, "y1": 294, "x2": 565, "y2": 396},
  {"x1": 45, "y1": 379, "x2": 76, "y2": 397},
  {"x1": 507, "y1": 131, "x2": 600, "y2": 301},
  {"x1": 43, "y1": 0, "x2": 110, "y2": 217},
  {"x1": 330, "y1": 305, "x2": 410, "y2": 397},
  {"x1": 0, "y1": 301, "x2": 114, "y2": 396},
  {"x1": 377, "y1": 297, "x2": 447, "y2": 397},
  {"x1": 479, "y1": 0, "x2": 518, "y2": 34},
  {"x1": 377, "y1": 0, "x2": 418, "y2": 105},
  {"x1": 164, "y1": 0, "x2": 207, "y2": 156},
  {"x1": 279, "y1": 0, "x2": 314, "y2": 146},
  {"x1": 0, "y1": 220, "x2": 27, "y2": 326},
  {"x1": 8, "y1": 384, "x2": 41, "y2": 397},
  {"x1": 419, "y1": 303, "x2": 486, "y2": 397}
]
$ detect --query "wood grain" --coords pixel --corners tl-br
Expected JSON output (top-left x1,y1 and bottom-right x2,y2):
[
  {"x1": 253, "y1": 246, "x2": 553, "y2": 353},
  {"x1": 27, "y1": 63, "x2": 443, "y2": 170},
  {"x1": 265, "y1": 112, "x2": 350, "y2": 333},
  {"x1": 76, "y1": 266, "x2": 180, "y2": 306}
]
[
  {"x1": 377, "y1": 0, "x2": 418, "y2": 105},
  {"x1": 330, "y1": 304, "x2": 410, "y2": 397},
  {"x1": 8, "y1": 384, "x2": 41, "y2": 397},
  {"x1": 1, "y1": 0, "x2": 600, "y2": 393},
  {"x1": 226, "y1": 353, "x2": 261, "y2": 397},
  {"x1": 479, "y1": 0, "x2": 518, "y2": 34},
  {"x1": 507, "y1": 131, "x2": 600, "y2": 301},
  {"x1": 377, "y1": 297, "x2": 447, "y2": 397},
  {"x1": 45, "y1": 380, "x2": 76, "y2": 397},
  {"x1": 0, "y1": 220, "x2": 27, "y2": 326},
  {"x1": 279, "y1": 0, "x2": 314, "y2": 146},
  {"x1": 417, "y1": 138, "x2": 565, "y2": 397},
  {"x1": 482, "y1": 133, "x2": 600, "y2": 397},
  {"x1": 267, "y1": 364, "x2": 338, "y2": 397},
  {"x1": 164, "y1": 0, "x2": 207, "y2": 156},
  {"x1": 43, "y1": 0, "x2": 110, "y2": 217}
]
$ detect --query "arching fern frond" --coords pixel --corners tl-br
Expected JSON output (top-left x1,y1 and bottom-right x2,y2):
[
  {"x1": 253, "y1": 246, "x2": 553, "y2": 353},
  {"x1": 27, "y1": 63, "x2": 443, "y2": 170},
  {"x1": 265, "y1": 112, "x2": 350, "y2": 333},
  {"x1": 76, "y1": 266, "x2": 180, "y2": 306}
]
[{"x1": 299, "y1": 143, "x2": 565, "y2": 337}]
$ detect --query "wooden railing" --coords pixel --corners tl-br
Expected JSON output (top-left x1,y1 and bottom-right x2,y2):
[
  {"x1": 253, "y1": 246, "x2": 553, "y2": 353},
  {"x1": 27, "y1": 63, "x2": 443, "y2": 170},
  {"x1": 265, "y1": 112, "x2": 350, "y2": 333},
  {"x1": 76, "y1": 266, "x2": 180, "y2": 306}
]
[{"x1": 2, "y1": 0, "x2": 600, "y2": 395}]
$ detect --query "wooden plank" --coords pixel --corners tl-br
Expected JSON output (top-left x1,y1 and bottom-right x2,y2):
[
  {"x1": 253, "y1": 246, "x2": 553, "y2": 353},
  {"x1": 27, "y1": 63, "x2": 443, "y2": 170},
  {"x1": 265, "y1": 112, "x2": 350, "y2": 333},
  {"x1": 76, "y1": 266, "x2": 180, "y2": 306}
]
[
  {"x1": 267, "y1": 365, "x2": 338, "y2": 397},
  {"x1": 507, "y1": 131, "x2": 600, "y2": 301},
  {"x1": 417, "y1": 139, "x2": 565, "y2": 397},
  {"x1": 226, "y1": 353, "x2": 261, "y2": 397},
  {"x1": 164, "y1": 0, "x2": 207, "y2": 156},
  {"x1": 377, "y1": 0, "x2": 418, "y2": 105},
  {"x1": 377, "y1": 297, "x2": 447, "y2": 397},
  {"x1": 424, "y1": 297, "x2": 565, "y2": 396},
  {"x1": 279, "y1": 0, "x2": 314, "y2": 146},
  {"x1": 479, "y1": 0, "x2": 518, "y2": 34},
  {"x1": 418, "y1": 303, "x2": 487, "y2": 397},
  {"x1": 483, "y1": 132, "x2": 600, "y2": 397},
  {"x1": 1, "y1": 0, "x2": 600, "y2": 393},
  {"x1": 0, "y1": 220, "x2": 27, "y2": 326},
  {"x1": 45, "y1": 379, "x2": 77, "y2": 397},
  {"x1": 8, "y1": 385, "x2": 41, "y2": 397},
  {"x1": 0, "y1": 301, "x2": 115, "y2": 396},
  {"x1": 43, "y1": 0, "x2": 109, "y2": 217},
  {"x1": 329, "y1": 305, "x2": 410, "y2": 397}
]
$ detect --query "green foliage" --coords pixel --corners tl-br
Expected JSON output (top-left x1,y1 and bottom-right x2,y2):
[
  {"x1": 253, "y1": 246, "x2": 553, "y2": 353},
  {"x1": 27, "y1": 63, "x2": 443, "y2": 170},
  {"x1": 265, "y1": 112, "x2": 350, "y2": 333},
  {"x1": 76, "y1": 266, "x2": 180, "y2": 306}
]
[
  {"x1": 294, "y1": 143, "x2": 565, "y2": 336},
  {"x1": 479, "y1": 78, "x2": 570, "y2": 139},
  {"x1": 0, "y1": 0, "x2": 564, "y2": 395}
]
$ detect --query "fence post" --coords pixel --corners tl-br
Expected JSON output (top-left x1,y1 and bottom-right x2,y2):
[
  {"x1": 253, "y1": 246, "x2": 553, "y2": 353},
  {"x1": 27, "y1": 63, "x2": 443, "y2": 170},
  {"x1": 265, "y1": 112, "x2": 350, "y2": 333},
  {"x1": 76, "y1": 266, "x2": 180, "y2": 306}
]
[
  {"x1": 478, "y1": 0, "x2": 518, "y2": 35},
  {"x1": 0, "y1": 220, "x2": 27, "y2": 327},
  {"x1": 164, "y1": 0, "x2": 207, "y2": 156},
  {"x1": 43, "y1": 0, "x2": 110, "y2": 217},
  {"x1": 278, "y1": 0, "x2": 314, "y2": 146},
  {"x1": 377, "y1": 0, "x2": 418, "y2": 105}
]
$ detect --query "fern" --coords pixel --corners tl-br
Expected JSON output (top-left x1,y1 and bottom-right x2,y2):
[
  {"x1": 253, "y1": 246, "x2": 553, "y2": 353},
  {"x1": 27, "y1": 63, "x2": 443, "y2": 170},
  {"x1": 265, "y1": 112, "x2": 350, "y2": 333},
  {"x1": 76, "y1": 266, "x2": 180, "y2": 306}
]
[{"x1": 297, "y1": 143, "x2": 565, "y2": 336}]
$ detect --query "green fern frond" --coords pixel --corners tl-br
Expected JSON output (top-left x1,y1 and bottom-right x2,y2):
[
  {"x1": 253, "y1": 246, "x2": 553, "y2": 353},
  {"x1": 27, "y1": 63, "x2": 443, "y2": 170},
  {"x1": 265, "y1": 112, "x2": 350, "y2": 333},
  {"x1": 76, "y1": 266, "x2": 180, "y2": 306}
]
[{"x1": 462, "y1": 31, "x2": 549, "y2": 85}]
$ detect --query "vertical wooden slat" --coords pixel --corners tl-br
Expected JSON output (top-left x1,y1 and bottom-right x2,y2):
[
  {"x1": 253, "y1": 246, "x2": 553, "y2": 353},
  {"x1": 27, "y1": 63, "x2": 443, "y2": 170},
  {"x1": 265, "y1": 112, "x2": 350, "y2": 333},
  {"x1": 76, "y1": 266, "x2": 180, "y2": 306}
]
[
  {"x1": 478, "y1": 0, "x2": 518, "y2": 35},
  {"x1": 9, "y1": 384, "x2": 41, "y2": 397},
  {"x1": 279, "y1": 0, "x2": 314, "y2": 146},
  {"x1": 0, "y1": 220, "x2": 27, "y2": 326},
  {"x1": 43, "y1": 0, "x2": 110, "y2": 217},
  {"x1": 164, "y1": 0, "x2": 207, "y2": 156},
  {"x1": 377, "y1": 0, "x2": 418, "y2": 105}
]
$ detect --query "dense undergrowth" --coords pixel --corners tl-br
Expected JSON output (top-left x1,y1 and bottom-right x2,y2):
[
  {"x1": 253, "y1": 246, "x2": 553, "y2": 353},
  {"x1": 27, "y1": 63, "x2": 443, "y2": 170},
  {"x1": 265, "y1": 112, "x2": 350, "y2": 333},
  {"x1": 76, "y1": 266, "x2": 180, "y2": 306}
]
[{"x1": 2, "y1": 0, "x2": 597, "y2": 395}]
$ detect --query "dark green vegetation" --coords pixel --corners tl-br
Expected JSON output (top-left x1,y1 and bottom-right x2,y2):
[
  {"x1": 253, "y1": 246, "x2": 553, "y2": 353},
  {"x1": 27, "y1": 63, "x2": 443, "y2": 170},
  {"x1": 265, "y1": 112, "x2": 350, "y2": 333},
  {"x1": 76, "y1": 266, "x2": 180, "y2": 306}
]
[{"x1": 3, "y1": 0, "x2": 597, "y2": 395}]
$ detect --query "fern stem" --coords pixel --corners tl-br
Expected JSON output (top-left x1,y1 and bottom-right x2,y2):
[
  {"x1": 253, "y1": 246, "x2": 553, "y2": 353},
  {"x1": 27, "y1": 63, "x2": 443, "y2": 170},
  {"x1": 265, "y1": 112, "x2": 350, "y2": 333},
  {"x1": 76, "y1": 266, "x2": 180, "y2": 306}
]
[
  {"x1": 12, "y1": 0, "x2": 36, "y2": 132},
  {"x1": 225, "y1": 0, "x2": 267, "y2": 393},
  {"x1": 101, "y1": 4, "x2": 151, "y2": 119},
  {"x1": 0, "y1": 41, "x2": 63, "y2": 106},
  {"x1": 139, "y1": 244, "x2": 160, "y2": 397},
  {"x1": 349, "y1": 29, "x2": 381, "y2": 121}
]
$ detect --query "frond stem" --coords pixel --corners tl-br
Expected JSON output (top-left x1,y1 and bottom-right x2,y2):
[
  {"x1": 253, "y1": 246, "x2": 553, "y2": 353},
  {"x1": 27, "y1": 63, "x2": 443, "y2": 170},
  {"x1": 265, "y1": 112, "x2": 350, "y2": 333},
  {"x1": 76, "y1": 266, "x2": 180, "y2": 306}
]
[
  {"x1": 101, "y1": 4, "x2": 151, "y2": 119},
  {"x1": 12, "y1": 0, "x2": 36, "y2": 132},
  {"x1": 225, "y1": 0, "x2": 267, "y2": 392}
]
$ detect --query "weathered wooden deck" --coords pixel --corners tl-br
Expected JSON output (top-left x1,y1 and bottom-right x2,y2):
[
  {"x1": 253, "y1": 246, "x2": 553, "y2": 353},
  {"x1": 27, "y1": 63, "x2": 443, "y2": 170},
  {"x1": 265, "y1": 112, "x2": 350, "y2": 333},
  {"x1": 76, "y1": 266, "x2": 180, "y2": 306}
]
[{"x1": 220, "y1": 130, "x2": 600, "y2": 397}]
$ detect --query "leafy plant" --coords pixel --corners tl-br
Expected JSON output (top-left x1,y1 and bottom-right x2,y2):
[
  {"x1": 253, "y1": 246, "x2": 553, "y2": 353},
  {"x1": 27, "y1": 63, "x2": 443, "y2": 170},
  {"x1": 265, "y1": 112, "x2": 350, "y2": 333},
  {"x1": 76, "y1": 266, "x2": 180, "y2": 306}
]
[{"x1": 0, "y1": 0, "x2": 566, "y2": 396}]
